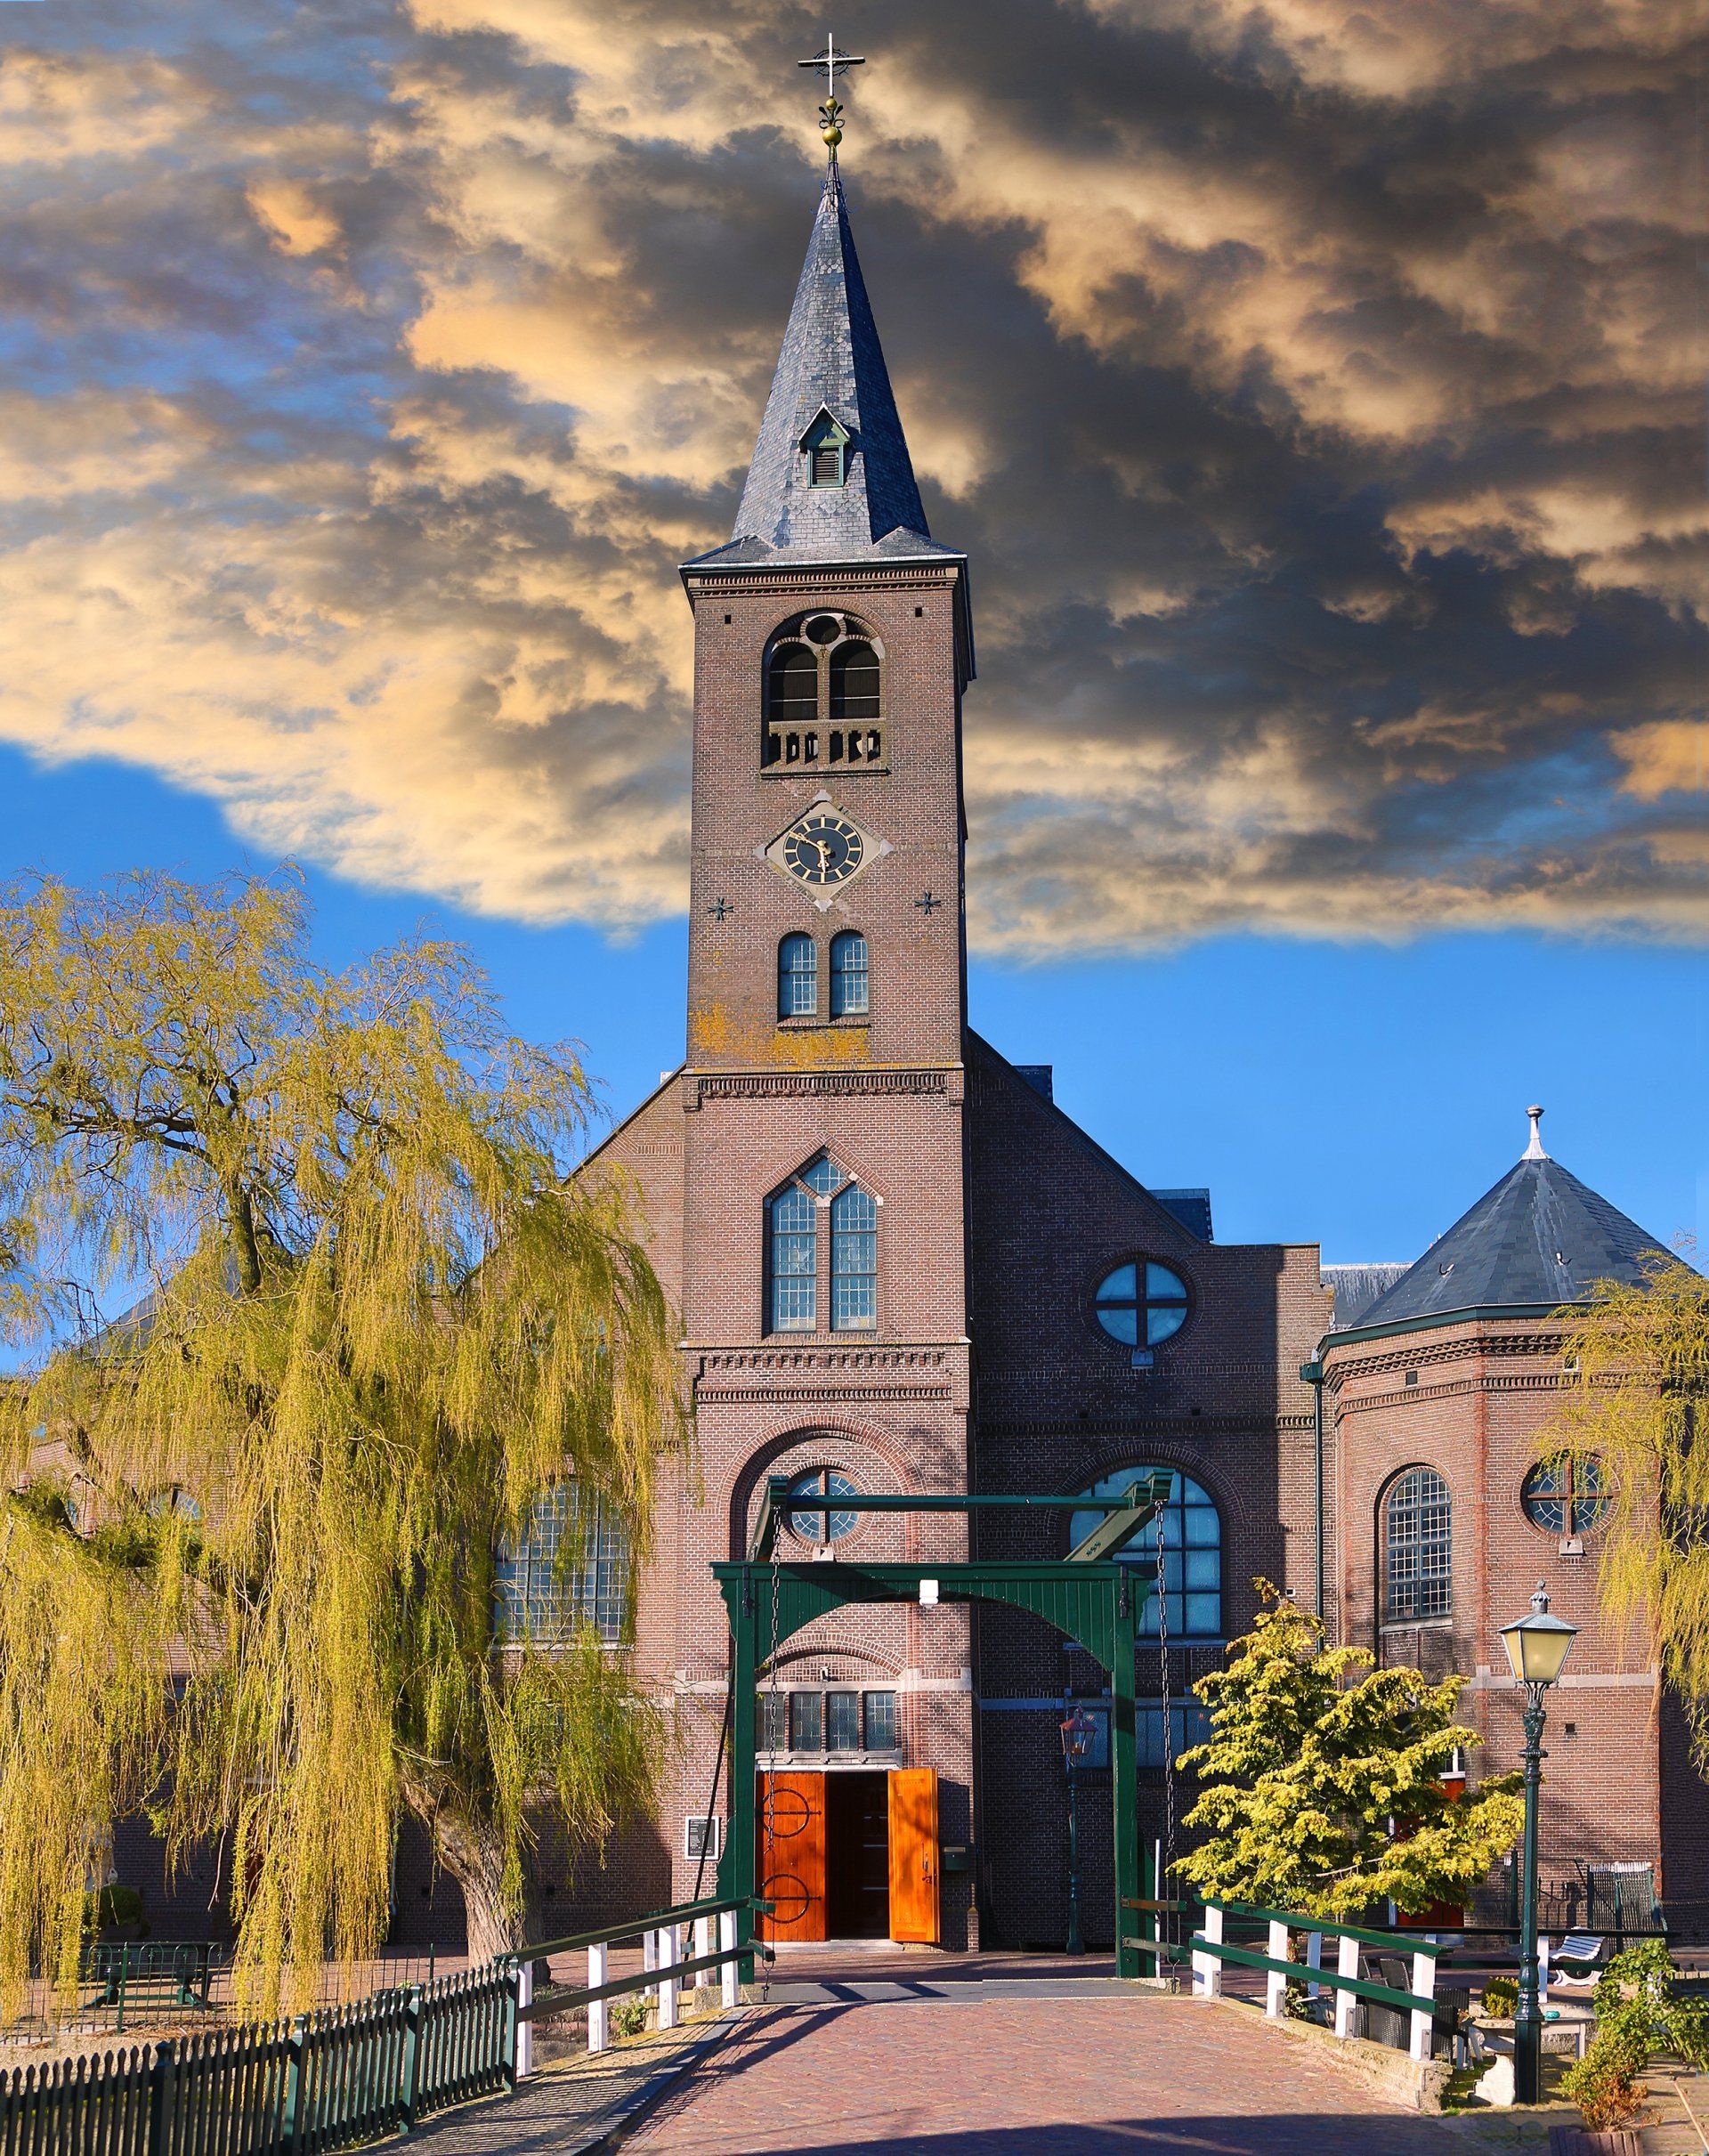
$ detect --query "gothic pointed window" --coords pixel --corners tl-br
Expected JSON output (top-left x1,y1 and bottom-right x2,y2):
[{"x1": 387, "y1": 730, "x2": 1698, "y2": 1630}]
[
  {"x1": 766, "y1": 1155, "x2": 879, "y2": 1335},
  {"x1": 778, "y1": 932, "x2": 818, "y2": 1018},
  {"x1": 829, "y1": 930, "x2": 868, "y2": 1017}
]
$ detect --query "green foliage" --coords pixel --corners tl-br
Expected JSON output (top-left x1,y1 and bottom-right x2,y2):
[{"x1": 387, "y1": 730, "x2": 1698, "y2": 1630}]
[
  {"x1": 608, "y1": 1996, "x2": 650, "y2": 2038},
  {"x1": 1174, "y1": 1585, "x2": 1524, "y2": 1917},
  {"x1": 1548, "y1": 1260, "x2": 1709, "y2": 1762},
  {"x1": 1478, "y1": 1975, "x2": 1518, "y2": 2018},
  {"x1": 83, "y1": 1884, "x2": 146, "y2": 1937},
  {"x1": 1561, "y1": 1941, "x2": 1709, "y2": 2129},
  {"x1": 0, "y1": 871, "x2": 682, "y2": 2012}
]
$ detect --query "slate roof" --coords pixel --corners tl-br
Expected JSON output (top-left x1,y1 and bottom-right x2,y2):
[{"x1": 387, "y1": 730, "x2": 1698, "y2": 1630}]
[
  {"x1": 690, "y1": 165, "x2": 953, "y2": 569},
  {"x1": 1322, "y1": 1263, "x2": 1410, "y2": 1330},
  {"x1": 1349, "y1": 1154, "x2": 1672, "y2": 1331}
]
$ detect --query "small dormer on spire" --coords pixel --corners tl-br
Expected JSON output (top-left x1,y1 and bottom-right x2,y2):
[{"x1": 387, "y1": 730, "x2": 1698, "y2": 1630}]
[{"x1": 1524, "y1": 1105, "x2": 1549, "y2": 1162}]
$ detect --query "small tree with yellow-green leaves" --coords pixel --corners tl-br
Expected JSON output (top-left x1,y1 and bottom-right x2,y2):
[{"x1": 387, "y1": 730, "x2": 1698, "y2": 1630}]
[
  {"x1": 1546, "y1": 1256, "x2": 1709, "y2": 1755},
  {"x1": 1175, "y1": 1585, "x2": 1523, "y2": 1917},
  {"x1": 0, "y1": 870, "x2": 680, "y2": 2014}
]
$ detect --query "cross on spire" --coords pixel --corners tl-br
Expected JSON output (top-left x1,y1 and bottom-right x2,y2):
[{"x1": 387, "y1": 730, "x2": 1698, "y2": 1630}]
[{"x1": 798, "y1": 32, "x2": 864, "y2": 161}]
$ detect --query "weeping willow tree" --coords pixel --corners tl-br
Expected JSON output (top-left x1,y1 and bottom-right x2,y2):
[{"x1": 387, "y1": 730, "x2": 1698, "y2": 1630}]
[
  {"x1": 1549, "y1": 1254, "x2": 1709, "y2": 1758},
  {"x1": 0, "y1": 869, "x2": 680, "y2": 2012}
]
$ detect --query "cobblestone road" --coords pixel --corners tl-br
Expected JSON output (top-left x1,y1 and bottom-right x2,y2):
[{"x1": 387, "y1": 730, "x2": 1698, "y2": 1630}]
[{"x1": 627, "y1": 1993, "x2": 1553, "y2": 2154}]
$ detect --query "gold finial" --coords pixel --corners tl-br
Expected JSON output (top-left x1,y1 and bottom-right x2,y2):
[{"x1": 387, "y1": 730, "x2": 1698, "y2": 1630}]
[{"x1": 798, "y1": 32, "x2": 864, "y2": 164}]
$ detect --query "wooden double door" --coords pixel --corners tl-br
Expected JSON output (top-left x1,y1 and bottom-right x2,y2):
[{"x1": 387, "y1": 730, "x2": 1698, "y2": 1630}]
[{"x1": 757, "y1": 1767, "x2": 939, "y2": 1945}]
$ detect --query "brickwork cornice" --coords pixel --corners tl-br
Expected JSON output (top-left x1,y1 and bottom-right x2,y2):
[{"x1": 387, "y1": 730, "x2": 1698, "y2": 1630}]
[
  {"x1": 684, "y1": 1066, "x2": 962, "y2": 1107},
  {"x1": 1324, "y1": 1325, "x2": 1567, "y2": 1390},
  {"x1": 979, "y1": 1415, "x2": 1316, "y2": 1439},
  {"x1": 689, "y1": 1342, "x2": 966, "y2": 1406}
]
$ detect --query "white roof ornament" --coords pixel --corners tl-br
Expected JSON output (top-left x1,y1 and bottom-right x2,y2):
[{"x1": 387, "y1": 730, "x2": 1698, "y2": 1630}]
[{"x1": 1524, "y1": 1104, "x2": 1549, "y2": 1162}]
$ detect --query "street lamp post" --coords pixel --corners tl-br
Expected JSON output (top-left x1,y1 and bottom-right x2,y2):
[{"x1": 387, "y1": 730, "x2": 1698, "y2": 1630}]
[
  {"x1": 1500, "y1": 1581, "x2": 1578, "y2": 2104},
  {"x1": 1060, "y1": 1706, "x2": 1095, "y2": 1956}
]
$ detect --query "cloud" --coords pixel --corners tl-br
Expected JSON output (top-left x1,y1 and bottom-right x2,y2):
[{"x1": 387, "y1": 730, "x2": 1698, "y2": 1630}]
[{"x1": 0, "y1": 0, "x2": 1700, "y2": 955}]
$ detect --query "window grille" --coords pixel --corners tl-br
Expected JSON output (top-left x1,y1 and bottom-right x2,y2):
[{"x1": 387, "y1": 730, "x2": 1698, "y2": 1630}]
[
  {"x1": 768, "y1": 1182, "x2": 817, "y2": 1331},
  {"x1": 863, "y1": 1691, "x2": 897, "y2": 1750},
  {"x1": 1068, "y1": 1468, "x2": 1221, "y2": 1638},
  {"x1": 789, "y1": 1690, "x2": 823, "y2": 1751},
  {"x1": 829, "y1": 930, "x2": 868, "y2": 1017},
  {"x1": 1135, "y1": 1702, "x2": 1212, "y2": 1770},
  {"x1": 753, "y1": 1688, "x2": 899, "y2": 1755},
  {"x1": 1385, "y1": 1466, "x2": 1452, "y2": 1621},
  {"x1": 786, "y1": 1467, "x2": 859, "y2": 1543},
  {"x1": 826, "y1": 1691, "x2": 862, "y2": 1751},
  {"x1": 493, "y1": 1483, "x2": 628, "y2": 1645},
  {"x1": 830, "y1": 1183, "x2": 878, "y2": 1330},
  {"x1": 1094, "y1": 1260, "x2": 1191, "y2": 1349},
  {"x1": 778, "y1": 932, "x2": 818, "y2": 1017},
  {"x1": 757, "y1": 1690, "x2": 789, "y2": 1754}
]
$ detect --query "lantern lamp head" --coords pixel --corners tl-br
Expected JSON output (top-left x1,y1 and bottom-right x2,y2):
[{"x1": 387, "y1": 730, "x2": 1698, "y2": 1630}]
[{"x1": 1502, "y1": 1580, "x2": 1577, "y2": 1692}]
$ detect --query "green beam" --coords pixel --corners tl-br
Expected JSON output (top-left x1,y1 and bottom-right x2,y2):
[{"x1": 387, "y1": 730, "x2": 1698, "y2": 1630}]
[{"x1": 749, "y1": 1479, "x2": 1170, "y2": 1562}]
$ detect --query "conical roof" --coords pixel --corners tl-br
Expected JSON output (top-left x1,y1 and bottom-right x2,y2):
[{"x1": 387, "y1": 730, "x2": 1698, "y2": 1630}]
[
  {"x1": 693, "y1": 166, "x2": 950, "y2": 568},
  {"x1": 1354, "y1": 1116, "x2": 1673, "y2": 1330}
]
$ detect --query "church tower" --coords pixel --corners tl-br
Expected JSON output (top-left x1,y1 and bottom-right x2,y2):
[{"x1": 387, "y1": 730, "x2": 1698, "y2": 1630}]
[{"x1": 667, "y1": 120, "x2": 983, "y2": 1942}]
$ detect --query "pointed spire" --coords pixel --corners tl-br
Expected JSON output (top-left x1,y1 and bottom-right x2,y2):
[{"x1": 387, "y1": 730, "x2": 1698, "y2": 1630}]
[
  {"x1": 1524, "y1": 1105, "x2": 1549, "y2": 1161},
  {"x1": 721, "y1": 166, "x2": 945, "y2": 566}
]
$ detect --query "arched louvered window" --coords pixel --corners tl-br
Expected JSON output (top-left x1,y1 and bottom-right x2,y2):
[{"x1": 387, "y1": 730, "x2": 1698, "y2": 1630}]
[
  {"x1": 830, "y1": 1182, "x2": 879, "y2": 1330},
  {"x1": 778, "y1": 932, "x2": 817, "y2": 1018},
  {"x1": 1384, "y1": 1466, "x2": 1452, "y2": 1621},
  {"x1": 830, "y1": 641, "x2": 881, "y2": 725},
  {"x1": 829, "y1": 930, "x2": 868, "y2": 1017},
  {"x1": 767, "y1": 642, "x2": 818, "y2": 729}
]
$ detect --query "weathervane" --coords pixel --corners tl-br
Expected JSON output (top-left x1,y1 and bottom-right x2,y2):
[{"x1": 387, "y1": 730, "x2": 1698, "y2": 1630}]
[{"x1": 798, "y1": 31, "x2": 864, "y2": 162}]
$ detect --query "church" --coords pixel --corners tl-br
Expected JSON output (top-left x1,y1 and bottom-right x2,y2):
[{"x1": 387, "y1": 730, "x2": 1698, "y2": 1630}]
[{"x1": 519, "y1": 146, "x2": 1703, "y2": 1957}]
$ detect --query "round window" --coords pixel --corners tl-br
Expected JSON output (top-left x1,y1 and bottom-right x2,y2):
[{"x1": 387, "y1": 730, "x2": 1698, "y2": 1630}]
[
  {"x1": 787, "y1": 1469, "x2": 859, "y2": 1544},
  {"x1": 1094, "y1": 1261, "x2": 1190, "y2": 1348},
  {"x1": 804, "y1": 613, "x2": 843, "y2": 645},
  {"x1": 1521, "y1": 1455, "x2": 1609, "y2": 1537}
]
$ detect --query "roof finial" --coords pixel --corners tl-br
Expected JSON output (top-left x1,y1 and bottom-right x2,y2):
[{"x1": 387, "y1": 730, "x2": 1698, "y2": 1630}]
[
  {"x1": 1524, "y1": 1104, "x2": 1549, "y2": 1162},
  {"x1": 798, "y1": 31, "x2": 864, "y2": 164}
]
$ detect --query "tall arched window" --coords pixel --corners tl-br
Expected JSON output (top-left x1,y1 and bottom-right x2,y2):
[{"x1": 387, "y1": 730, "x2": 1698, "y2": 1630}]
[
  {"x1": 1384, "y1": 1466, "x2": 1452, "y2": 1621},
  {"x1": 830, "y1": 641, "x2": 881, "y2": 724},
  {"x1": 830, "y1": 1183, "x2": 879, "y2": 1330},
  {"x1": 767, "y1": 642, "x2": 818, "y2": 729},
  {"x1": 767, "y1": 1156, "x2": 877, "y2": 1334},
  {"x1": 494, "y1": 1483, "x2": 628, "y2": 1645},
  {"x1": 829, "y1": 930, "x2": 868, "y2": 1017},
  {"x1": 1068, "y1": 1469, "x2": 1221, "y2": 1638},
  {"x1": 778, "y1": 932, "x2": 818, "y2": 1017}
]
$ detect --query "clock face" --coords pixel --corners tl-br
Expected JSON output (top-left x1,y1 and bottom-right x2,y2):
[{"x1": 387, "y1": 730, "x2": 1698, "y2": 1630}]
[{"x1": 781, "y1": 813, "x2": 865, "y2": 887}]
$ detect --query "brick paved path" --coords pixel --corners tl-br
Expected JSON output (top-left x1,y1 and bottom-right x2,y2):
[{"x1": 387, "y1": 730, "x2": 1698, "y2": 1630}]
[{"x1": 628, "y1": 1993, "x2": 1545, "y2": 2154}]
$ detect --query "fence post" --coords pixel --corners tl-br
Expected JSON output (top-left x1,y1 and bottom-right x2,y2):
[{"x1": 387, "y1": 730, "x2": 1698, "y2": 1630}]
[
  {"x1": 398, "y1": 1988, "x2": 422, "y2": 2136},
  {"x1": 1305, "y1": 1927, "x2": 1322, "y2": 2002},
  {"x1": 656, "y1": 1928, "x2": 679, "y2": 2033},
  {"x1": 280, "y1": 2017, "x2": 309, "y2": 2155},
  {"x1": 1333, "y1": 1934, "x2": 1359, "y2": 2039},
  {"x1": 117, "y1": 1945, "x2": 132, "y2": 2036},
  {"x1": 718, "y1": 1913, "x2": 739, "y2": 2011},
  {"x1": 1409, "y1": 1949, "x2": 1436, "y2": 2065},
  {"x1": 587, "y1": 1945, "x2": 609, "y2": 2055},
  {"x1": 693, "y1": 1916, "x2": 713, "y2": 1990},
  {"x1": 1192, "y1": 1903, "x2": 1223, "y2": 1998},
  {"x1": 512, "y1": 1961, "x2": 533, "y2": 2083},
  {"x1": 146, "y1": 2038, "x2": 176, "y2": 2156},
  {"x1": 1265, "y1": 1919, "x2": 1289, "y2": 2020}
]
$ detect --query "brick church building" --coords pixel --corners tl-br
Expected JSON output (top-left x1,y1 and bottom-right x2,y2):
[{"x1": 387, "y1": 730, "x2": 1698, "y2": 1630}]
[
  {"x1": 514, "y1": 160, "x2": 1698, "y2": 1957},
  {"x1": 115, "y1": 152, "x2": 1696, "y2": 1956}
]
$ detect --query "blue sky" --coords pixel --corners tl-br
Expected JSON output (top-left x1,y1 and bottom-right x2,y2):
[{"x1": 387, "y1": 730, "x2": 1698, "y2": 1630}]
[{"x1": 9, "y1": 742, "x2": 1700, "y2": 1268}]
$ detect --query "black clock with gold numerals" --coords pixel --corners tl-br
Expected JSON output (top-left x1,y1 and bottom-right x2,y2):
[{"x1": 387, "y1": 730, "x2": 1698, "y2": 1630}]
[{"x1": 781, "y1": 813, "x2": 865, "y2": 887}]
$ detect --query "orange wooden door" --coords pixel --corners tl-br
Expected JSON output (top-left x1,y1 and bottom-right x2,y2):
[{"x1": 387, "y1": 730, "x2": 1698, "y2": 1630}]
[
  {"x1": 887, "y1": 1768, "x2": 940, "y2": 1943},
  {"x1": 757, "y1": 1771, "x2": 827, "y2": 1942}
]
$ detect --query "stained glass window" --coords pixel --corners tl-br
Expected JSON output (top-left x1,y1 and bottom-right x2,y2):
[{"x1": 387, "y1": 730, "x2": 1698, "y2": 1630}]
[
  {"x1": 1094, "y1": 1260, "x2": 1191, "y2": 1349},
  {"x1": 1068, "y1": 1469, "x2": 1221, "y2": 1638},
  {"x1": 1385, "y1": 1467, "x2": 1452, "y2": 1621},
  {"x1": 493, "y1": 1483, "x2": 628, "y2": 1645}
]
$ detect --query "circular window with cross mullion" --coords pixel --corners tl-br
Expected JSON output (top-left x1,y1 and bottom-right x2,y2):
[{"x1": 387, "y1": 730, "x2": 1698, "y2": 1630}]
[{"x1": 1093, "y1": 1260, "x2": 1191, "y2": 1350}]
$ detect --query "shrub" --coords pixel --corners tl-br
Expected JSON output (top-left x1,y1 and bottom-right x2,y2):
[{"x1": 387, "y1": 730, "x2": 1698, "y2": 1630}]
[
  {"x1": 1478, "y1": 1975, "x2": 1518, "y2": 2018},
  {"x1": 1561, "y1": 1941, "x2": 1709, "y2": 2130},
  {"x1": 82, "y1": 1885, "x2": 145, "y2": 1937}
]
